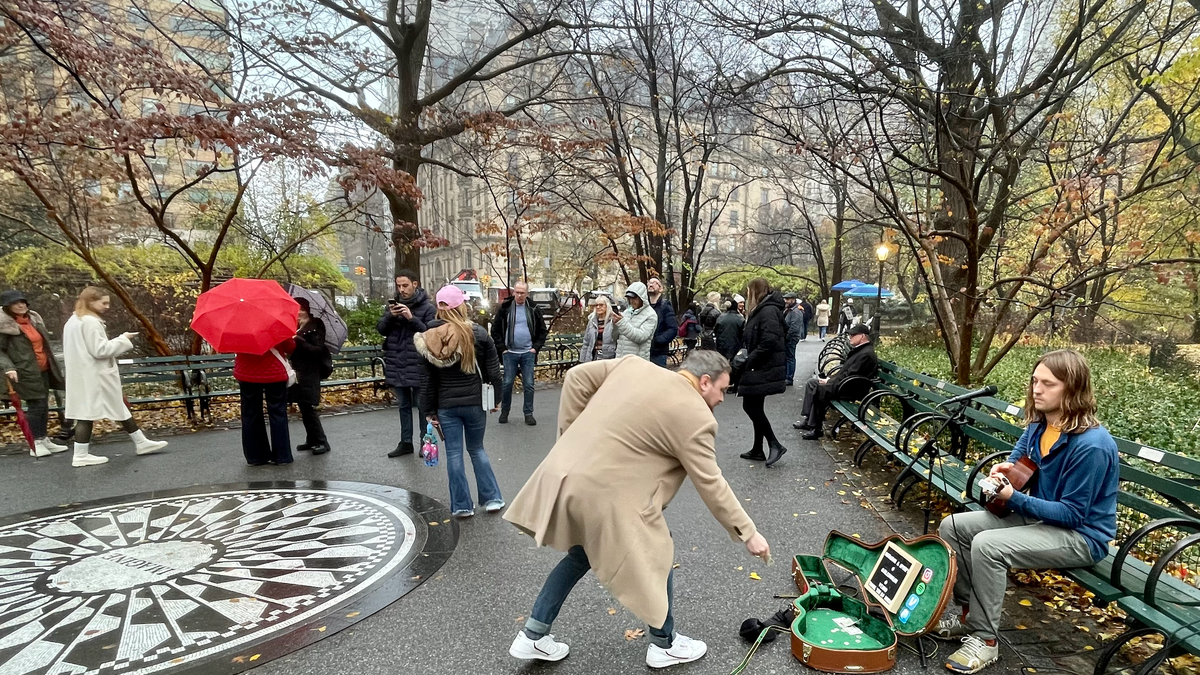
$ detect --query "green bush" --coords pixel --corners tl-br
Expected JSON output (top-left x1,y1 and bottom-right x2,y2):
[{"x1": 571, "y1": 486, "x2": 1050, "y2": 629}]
[
  {"x1": 341, "y1": 301, "x2": 386, "y2": 347},
  {"x1": 879, "y1": 342, "x2": 1200, "y2": 456}
]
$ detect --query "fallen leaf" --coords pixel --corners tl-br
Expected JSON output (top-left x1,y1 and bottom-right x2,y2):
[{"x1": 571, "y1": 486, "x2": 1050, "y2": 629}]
[
  {"x1": 443, "y1": 519, "x2": 450, "y2": 524},
  {"x1": 1016, "y1": 625, "x2": 1027, "y2": 630},
  {"x1": 749, "y1": 572, "x2": 762, "y2": 580},
  {"x1": 852, "y1": 533, "x2": 861, "y2": 538},
  {"x1": 313, "y1": 626, "x2": 326, "y2": 632},
  {"x1": 516, "y1": 616, "x2": 525, "y2": 622},
  {"x1": 1019, "y1": 599, "x2": 1033, "y2": 607},
  {"x1": 1078, "y1": 626, "x2": 1089, "y2": 632},
  {"x1": 231, "y1": 656, "x2": 246, "y2": 664},
  {"x1": 1085, "y1": 646, "x2": 1094, "y2": 651},
  {"x1": 607, "y1": 608, "x2": 617, "y2": 615},
  {"x1": 346, "y1": 611, "x2": 360, "y2": 618},
  {"x1": 837, "y1": 491, "x2": 847, "y2": 496},
  {"x1": 736, "y1": 566, "x2": 744, "y2": 571},
  {"x1": 625, "y1": 628, "x2": 645, "y2": 641},
  {"x1": 429, "y1": 521, "x2": 439, "y2": 526},
  {"x1": 672, "y1": 563, "x2": 680, "y2": 569},
  {"x1": 809, "y1": 511, "x2": 817, "y2": 515},
  {"x1": 249, "y1": 654, "x2": 261, "y2": 661}
]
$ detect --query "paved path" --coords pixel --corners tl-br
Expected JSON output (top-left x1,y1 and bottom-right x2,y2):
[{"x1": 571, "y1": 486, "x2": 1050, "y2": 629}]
[{"x1": 0, "y1": 341, "x2": 1023, "y2": 675}]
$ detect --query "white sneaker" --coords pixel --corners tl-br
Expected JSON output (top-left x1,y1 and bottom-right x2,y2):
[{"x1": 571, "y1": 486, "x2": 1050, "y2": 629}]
[
  {"x1": 509, "y1": 631, "x2": 569, "y2": 662},
  {"x1": 38, "y1": 438, "x2": 69, "y2": 454},
  {"x1": 646, "y1": 634, "x2": 707, "y2": 669},
  {"x1": 72, "y1": 454, "x2": 108, "y2": 467},
  {"x1": 945, "y1": 635, "x2": 999, "y2": 673},
  {"x1": 30, "y1": 440, "x2": 51, "y2": 458},
  {"x1": 135, "y1": 439, "x2": 168, "y2": 456}
]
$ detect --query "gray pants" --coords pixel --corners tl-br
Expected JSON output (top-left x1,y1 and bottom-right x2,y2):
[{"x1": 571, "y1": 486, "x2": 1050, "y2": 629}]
[{"x1": 938, "y1": 510, "x2": 1093, "y2": 640}]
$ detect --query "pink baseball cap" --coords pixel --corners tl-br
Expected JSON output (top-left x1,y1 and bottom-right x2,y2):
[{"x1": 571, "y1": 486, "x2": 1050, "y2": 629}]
[{"x1": 436, "y1": 285, "x2": 467, "y2": 309}]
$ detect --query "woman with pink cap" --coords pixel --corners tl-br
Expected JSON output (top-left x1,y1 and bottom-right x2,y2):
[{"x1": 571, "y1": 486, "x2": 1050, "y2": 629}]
[{"x1": 414, "y1": 285, "x2": 505, "y2": 517}]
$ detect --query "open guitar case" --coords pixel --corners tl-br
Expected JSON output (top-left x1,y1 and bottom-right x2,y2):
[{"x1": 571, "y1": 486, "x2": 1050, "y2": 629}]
[{"x1": 790, "y1": 531, "x2": 957, "y2": 673}]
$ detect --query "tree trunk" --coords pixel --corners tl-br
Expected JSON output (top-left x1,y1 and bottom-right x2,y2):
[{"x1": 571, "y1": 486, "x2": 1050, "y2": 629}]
[{"x1": 387, "y1": 153, "x2": 423, "y2": 276}]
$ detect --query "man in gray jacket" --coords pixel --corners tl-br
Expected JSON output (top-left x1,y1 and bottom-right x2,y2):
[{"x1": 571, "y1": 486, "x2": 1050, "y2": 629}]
[{"x1": 610, "y1": 282, "x2": 657, "y2": 360}]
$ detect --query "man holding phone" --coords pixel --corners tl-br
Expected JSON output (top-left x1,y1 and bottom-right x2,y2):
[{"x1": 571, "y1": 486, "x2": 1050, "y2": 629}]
[{"x1": 377, "y1": 270, "x2": 437, "y2": 457}]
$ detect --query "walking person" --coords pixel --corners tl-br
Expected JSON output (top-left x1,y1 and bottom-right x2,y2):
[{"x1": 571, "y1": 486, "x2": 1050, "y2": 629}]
[
  {"x1": 289, "y1": 297, "x2": 331, "y2": 455},
  {"x1": 415, "y1": 286, "x2": 504, "y2": 518},
  {"x1": 505, "y1": 351, "x2": 771, "y2": 667},
  {"x1": 580, "y1": 296, "x2": 616, "y2": 363},
  {"x1": 799, "y1": 295, "x2": 814, "y2": 341},
  {"x1": 378, "y1": 269, "x2": 437, "y2": 457},
  {"x1": 611, "y1": 282, "x2": 657, "y2": 360},
  {"x1": 678, "y1": 304, "x2": 701, "y2": 354},
  {"x1": 0, "y1": 290, "x2": 69, "y2": 457},
  {"x1": 647, "y1": 277, "x2": 678, "y2": 367},
  {"x1": 62, "y1": 287, "x2": 168, "y2": 467},
  {"x1": 782, "y1": 292, "x2": 803, "y2": 386},
  {"x1": 737, "y1": 278, "x2": 789, "y2": 467},
  {"x1": 815, "y1": 298, "x2": 831, "y2": 340},
  {"x1": 491, "y1": 281, "x2": 548, "y2": 426},
  {"x1": 838, "y1": 298, "x2": 856, "y2": 334},
  {"x1": 698, "y1": 291, "x2": 721, "y2": 351},
  {"x1": 934, "y1": 350, "x2": 1118, "y2": 673}
]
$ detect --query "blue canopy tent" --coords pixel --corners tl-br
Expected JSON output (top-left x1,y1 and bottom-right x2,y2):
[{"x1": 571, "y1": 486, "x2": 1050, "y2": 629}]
[
  {"x1": 844, "y1": 284, "x2": 894, "y2": 298},
  {"x1": 831, "y1": 280, "x2": 867, "y2": 292}
]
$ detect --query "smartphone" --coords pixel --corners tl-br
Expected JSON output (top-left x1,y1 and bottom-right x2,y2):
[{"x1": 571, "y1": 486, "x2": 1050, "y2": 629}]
[{"x1": 387, "y1": 299, "x2": 398, "y2": 306}]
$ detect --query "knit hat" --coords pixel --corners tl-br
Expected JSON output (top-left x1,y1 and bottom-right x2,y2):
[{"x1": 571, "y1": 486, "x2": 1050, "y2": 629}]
[{"x1": 436, "y1": 285, "x2": 467, "y2": 309}]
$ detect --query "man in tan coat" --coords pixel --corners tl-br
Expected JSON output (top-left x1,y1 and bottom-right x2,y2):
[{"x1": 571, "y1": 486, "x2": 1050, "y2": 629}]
[{"x1": 505, "y1": 350, "x2": 771, "y2": 668}]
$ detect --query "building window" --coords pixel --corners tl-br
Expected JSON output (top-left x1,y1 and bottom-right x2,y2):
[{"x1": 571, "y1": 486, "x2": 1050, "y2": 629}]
[
  {"x1": 730, "y1": 166, "x2": 740, "y2": 179},
  {"x1": 731, "y1": 187, "x2": 739, "y2": 201},
  {"x1": 761, "y1": 188, "x2": 770, "y2": 205},
  {"x1": 141, "y1": 97, "x2": 160, "y2": 116},
  {"x1": 730, "y1": 210, "x2": 739, "y2": 228}
]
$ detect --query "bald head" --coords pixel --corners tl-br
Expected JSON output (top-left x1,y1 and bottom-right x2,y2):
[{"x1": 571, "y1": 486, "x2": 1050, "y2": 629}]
[{"x1": 513, "y1": 281, "x2": 529, "y2": 305}]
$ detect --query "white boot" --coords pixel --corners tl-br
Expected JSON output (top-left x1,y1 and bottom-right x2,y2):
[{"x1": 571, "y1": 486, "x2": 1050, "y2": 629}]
[
  {"x1": 130, "y1": 430, "x2": 168, "y2": 456},
  {"x1": 30, "y1": 439, "x2": 51, "y2": 458},
  {"x1": 72, "y1": 443, "x2": 108, "y2": 467},
  {"x1": 39, "y1": 437, "x2": 68, "y2": 453}
]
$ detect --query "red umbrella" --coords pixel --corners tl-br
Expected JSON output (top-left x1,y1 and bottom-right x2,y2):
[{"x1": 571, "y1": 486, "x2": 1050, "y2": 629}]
[
  {"x1": 5, "y1": 379, "x2": 36, "y2": 453},
  {"x1": 191, "y1": 279, "x2": 299, "y2": 355}
]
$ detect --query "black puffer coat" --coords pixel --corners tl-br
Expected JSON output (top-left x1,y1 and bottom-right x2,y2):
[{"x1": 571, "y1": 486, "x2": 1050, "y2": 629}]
[
  {"x1": 738, "y1": 291, "x2": 788, "y2": 397},
  {"x1": 377, "y1": 288, "x2": 437, "y2": 388},
  {"x1": 714, "y1": 303, "x2": 744, "y2": 362},
  {"x1": 289, "y1": 317, "x2": 327, "y2": 406},
  {"x1": 416, "y1": 321, "x2": 503, "y2": 412}
]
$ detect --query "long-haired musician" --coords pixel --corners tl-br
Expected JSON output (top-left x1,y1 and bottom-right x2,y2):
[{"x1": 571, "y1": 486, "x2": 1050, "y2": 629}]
[{"x1": 935, "y1": 349, "x2": 1119, "y2": 673}]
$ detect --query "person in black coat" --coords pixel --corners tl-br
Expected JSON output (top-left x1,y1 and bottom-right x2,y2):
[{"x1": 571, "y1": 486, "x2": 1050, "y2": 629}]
[
  {"x1": 289, "y1": 298, "x2": 331, "y2": 454},
  {"x1": 490, "y1": 282, "x2": 549, "y2": 425},
  {"x1": 794, "y1": 324, "x2": 879, "y2": 439},
  {"x1": 416, "y1": 286, "x2": 505, "y2": 517},
  {"x1": 714, "y1": 300, "x2": 744, "y2": 363},
  {"x1": 737, "y1": 279, "x2": 789, "y2": 467},
  {"x1": 377, "y1": 270, "x2": 438, "y2": 457},
  {"x1": 647, "y1": 277, "x2": 678, "y2": 368}
]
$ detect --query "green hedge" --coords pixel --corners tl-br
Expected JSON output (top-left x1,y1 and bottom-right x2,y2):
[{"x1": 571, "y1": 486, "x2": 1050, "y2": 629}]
[{"x1": 879, "y1": 343, "x2": 1200, "y2": 456}]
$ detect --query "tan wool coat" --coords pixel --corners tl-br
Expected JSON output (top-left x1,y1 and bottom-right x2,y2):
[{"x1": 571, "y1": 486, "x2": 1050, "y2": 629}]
[{"x1": 504, "y1": 356, "x2": 757, "y2": 628}]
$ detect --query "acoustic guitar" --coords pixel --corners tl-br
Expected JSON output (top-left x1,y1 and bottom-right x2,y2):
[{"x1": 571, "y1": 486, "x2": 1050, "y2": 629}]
[{"x1": 984, "y1": 456, "x2": 1038, "y2": 517}]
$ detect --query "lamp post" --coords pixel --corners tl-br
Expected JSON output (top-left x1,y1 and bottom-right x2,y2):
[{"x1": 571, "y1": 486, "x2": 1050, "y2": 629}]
[{"x1": 874, "y1": 243, "x2": 890, "y2": 338}]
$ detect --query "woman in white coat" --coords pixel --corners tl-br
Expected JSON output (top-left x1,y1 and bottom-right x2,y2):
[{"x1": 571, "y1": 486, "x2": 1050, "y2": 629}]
[{"x1": 63, "y1": 287, "x2": 167, "y2": 467}]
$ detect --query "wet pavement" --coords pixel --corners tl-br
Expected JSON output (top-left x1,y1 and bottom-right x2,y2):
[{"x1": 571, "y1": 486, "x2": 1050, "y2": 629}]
[{"x1": 0, "y1": 341, "x2": 1035, "y2": 675}]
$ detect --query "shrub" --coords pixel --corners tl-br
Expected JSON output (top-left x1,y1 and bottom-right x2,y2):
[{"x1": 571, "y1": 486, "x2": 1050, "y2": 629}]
[
  {"x1": 879, "y1": 342, "x2": 1200, "y2": 456},
  {"x1": 341, "y1": 302, "x2": 386, "y2": 347}
]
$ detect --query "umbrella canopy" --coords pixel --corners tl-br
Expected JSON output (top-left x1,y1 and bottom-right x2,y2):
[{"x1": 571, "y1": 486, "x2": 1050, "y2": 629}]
[
  {"x1": 831, "y1": 279, "x2": 867, "y2": 292},
  {"x1": 284, "y1": 283, "x2": 348, "y2": 354},
  {"x1": 192, "y1": 279, "x2": 299, "y2": 355},
  {"x1": 4, "y1": 380, "x2": 35, "y2": 452},
  {"x1": 844, "y1": 284, "x2": 895, "y2": 298}
]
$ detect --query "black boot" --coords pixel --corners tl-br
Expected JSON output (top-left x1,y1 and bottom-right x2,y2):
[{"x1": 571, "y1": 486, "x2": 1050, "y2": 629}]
[
  {"x1": 388, "y1": 441, "x2": 414, "y2": 458},
  {"x1": 296, "y1": 443, "x2": 312, "y2": 452},
  {"x1": 740, "y1": 448, "x2": 767, "y2": 461},
  {"x1": 802, "y1": 429, "x2": 824, "y2": 440},
  {"x1": 311, "y1": 443, "x2": 331, "y2": 455},
  {"x1": 792, "y1": 420, "x2": 814, "y2": 431},
  {"x1": 498, "y1": 411, "x2": 509, "y2": 424},
  {"x1": 766, "y1": 442, "x2": 788, "y2": 467}
]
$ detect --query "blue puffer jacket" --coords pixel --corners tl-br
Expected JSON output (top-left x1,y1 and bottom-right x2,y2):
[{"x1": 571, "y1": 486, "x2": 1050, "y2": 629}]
[{"x1": 377, "y1": 288, "x2": 437, "y2": 387}]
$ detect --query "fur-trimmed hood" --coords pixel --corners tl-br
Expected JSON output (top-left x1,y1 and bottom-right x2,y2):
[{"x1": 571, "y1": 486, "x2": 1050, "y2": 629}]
[
  {"x1": 413, "y1": 323, "x2": 476, "y2": 372},
  {"x1": 0, "y1": 309, "x2": 46, "y2": 337}
]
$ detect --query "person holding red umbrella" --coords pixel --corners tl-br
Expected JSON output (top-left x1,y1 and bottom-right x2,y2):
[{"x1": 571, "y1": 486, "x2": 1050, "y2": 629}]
[
  {"x1": 63, "y1": 287, "x2": 168, "y2": 467},
  {"x1": 0, "y1": 290, "x2": 69, "y2": 457},
  {"x1": 191, "y1": 278, "x2": 302, "y2": 466}
]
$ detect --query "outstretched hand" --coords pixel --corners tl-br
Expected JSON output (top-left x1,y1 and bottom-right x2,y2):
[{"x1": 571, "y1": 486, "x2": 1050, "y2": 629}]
[{"x1": 744, "y1": 532, "x2": 770, "y2": 561}]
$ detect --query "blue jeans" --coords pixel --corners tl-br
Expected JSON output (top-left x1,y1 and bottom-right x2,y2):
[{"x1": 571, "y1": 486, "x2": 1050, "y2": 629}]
[
  {"x1": 524, "y1": 545, "x2": 675, "y2": 648},
  {"x1": 819, "y1": 326, "x2": 828, "y2": 339},
  {"x1": 501, "y1": 351, "x2": 536, "y2": 415},
  {"x1": 438, "y1": 405, "x2": 502, "y2": 513},
  {"x1": 785, "y1": 339, "x2": 799, "y2": 382},
  {"x1": 393, "y1": 386, "x2": 424, "y2": 445}
]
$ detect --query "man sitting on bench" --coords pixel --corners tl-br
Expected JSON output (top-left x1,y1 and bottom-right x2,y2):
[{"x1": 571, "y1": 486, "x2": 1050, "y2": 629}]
[
  {"x1": 935, "y1": 349, "x2": 1119, "y2": 673},
  {"x1": 792, "y1": 323, "x2": 877, "y2": 439}
]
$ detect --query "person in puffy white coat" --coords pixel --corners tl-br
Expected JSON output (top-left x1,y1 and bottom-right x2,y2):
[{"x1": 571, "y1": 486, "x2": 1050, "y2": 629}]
[{"x1": 63, "y1": 287, "x2": 167, "y2": 467}]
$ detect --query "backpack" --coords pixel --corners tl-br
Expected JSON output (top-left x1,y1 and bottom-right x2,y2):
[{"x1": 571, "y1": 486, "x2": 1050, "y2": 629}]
[{"x1": 679, "y1": 317, "x2": 700, "y2": 339}]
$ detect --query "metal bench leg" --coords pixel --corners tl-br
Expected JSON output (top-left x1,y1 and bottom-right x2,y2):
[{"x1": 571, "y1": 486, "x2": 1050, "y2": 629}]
[
  {"x1": 894, "y1": 475, "x2": 923, "y2": 509},
  {"x1": 830, "y1": 416, "x2": 848, "y2": 439},
  {"x1": 853, "y1": 439, "x2": 876, "y2": 466},
  {"x1": 1092, "y1": 626, "x2": 1161, "y2": 675}
]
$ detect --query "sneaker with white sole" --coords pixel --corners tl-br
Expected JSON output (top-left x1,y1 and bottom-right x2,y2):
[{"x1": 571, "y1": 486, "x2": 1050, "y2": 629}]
[
  {"x1": 646, "y1": 633, "x2": 707, "y2": 669},
  {"x1": 509, "y1": 631, "x2": 569, "y2": 662},
  {"x1": 933, "y1": 616, "x2": 969, "y2": 641},
  {"x1": 135, "y1": 439, "x2": 168, "y2": 456},
  {"x1": 452, "y1": 509, "x2": 474, "y2": 518},
  {"x1": 72, "y1": 453, "x2": 108, "y2": 467},
  {"x1": 945, "y1": 635, "x2": 999, "y2": 673},
  {"x1": 484, "y1": 500, "x2": 506, "y2": 513},
  {"x1": 39, "y1": 438, "x2": 69, "y2": 453}
]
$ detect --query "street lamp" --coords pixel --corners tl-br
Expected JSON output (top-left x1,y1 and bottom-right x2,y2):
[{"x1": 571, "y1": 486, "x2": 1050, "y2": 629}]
[{"x1": 874, "y1": 243, "x2": 890, "y2": 338}]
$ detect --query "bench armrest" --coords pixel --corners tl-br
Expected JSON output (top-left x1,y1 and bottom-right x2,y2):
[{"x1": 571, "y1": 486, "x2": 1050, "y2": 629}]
[
  {"x1": 1145, "y1": 530, "x2": 1200, "y2": 609},
  {"x1": 1112, "y1": 517, "x2": 1200, "y2": 595},
  {"x1": 965, "y1": 450, "x2": 1011, "y2": 505},
  {"x1": 834, "y1": 375, "x2": 875, "y2": 399}
]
